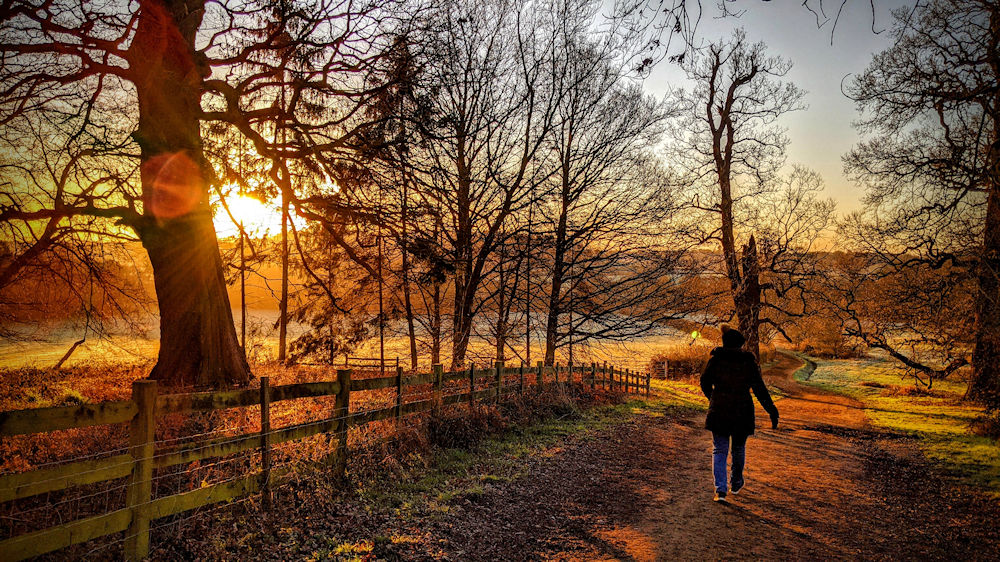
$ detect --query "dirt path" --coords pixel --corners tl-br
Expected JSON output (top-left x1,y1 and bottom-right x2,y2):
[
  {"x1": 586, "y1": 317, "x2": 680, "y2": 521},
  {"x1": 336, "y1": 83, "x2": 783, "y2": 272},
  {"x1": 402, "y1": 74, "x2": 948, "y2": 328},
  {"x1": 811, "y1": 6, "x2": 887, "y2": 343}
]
[{"x1": 425, "y1": 352, "x2": 1000, "y2": 560}]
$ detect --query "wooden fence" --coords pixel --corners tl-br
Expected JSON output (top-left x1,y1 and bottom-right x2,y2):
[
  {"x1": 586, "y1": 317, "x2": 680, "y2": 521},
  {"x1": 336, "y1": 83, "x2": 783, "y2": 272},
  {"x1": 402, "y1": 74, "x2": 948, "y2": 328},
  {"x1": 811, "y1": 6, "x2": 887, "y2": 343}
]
[{"x1": 0, "y1": 361, "x2": 650, "y2": 561}]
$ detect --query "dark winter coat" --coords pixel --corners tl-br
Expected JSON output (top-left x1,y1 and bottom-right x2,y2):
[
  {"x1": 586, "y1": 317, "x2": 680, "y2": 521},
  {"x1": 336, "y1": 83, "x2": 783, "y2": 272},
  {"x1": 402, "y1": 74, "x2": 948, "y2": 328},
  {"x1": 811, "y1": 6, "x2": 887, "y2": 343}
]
[{"x1": 700, "y1": 347, "x2": 778, "y2": 436}]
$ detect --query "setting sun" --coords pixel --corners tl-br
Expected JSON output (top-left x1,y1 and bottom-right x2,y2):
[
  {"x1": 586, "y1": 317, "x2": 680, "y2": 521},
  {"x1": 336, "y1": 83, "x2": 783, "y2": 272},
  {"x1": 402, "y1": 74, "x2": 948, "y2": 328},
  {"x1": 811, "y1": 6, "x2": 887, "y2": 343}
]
[{"x1": 213, "y1": 193, "x2": 297, "y2": 238}]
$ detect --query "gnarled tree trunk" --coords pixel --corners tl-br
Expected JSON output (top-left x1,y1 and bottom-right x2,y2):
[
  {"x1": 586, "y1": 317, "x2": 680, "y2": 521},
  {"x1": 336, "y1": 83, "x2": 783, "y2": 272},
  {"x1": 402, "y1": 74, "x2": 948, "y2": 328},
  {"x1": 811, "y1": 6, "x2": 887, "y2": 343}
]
[
  {"x1": 969, "y1": 136, "x2": 1000, "y2": 408},
  {"x1": 131, "y1": 0, "x2": 250, "y2": 388},
  {"x1": 968, "y1": 11, "x2": 1000, "y2": 408}
]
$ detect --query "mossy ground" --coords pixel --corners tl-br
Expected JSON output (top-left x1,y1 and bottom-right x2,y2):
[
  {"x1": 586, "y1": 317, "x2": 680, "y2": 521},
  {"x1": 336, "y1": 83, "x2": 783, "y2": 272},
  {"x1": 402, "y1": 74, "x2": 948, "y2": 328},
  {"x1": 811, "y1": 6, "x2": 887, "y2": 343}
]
[
  {"x1": 795, "y1": 355, "x2": 1000, "y2": 496},
  {"x1": 354, "y1": 391, "x2": 699, "y2": 520}
]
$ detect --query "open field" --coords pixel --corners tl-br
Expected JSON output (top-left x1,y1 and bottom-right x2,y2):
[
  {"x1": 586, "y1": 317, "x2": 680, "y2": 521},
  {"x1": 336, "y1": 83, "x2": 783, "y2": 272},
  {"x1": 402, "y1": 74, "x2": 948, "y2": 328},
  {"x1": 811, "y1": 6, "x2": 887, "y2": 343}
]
[{"x1": 0, "y1": 318, "x2": 699, "y2": 373}]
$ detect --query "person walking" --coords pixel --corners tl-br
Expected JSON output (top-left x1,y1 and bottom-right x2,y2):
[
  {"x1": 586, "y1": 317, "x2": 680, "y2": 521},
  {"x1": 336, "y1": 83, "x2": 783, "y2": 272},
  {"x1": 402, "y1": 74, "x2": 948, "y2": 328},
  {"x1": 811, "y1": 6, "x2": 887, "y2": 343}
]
[{"x1": 700, "y1": 326, "x2": 779, "y2": 502}]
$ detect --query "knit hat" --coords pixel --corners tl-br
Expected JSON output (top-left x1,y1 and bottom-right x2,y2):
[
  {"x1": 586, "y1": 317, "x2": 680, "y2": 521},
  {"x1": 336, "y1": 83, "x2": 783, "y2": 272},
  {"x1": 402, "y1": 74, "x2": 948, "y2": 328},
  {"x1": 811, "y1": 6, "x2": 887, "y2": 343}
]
[{"x1": 721, "y1": 325, "x2": 746, "y2": 349}]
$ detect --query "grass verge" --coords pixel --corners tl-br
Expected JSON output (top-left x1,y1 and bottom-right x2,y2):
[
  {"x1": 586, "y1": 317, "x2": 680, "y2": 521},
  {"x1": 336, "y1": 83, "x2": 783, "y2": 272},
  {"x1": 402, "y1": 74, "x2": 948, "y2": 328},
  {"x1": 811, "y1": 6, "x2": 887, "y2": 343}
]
[
  {"x1": 795, "y1": 355, "x2": 1000, "y2": 497},
  {"x1": 353, "y1": 388, "x2": 701, "y2": 522},
  {"x1": 211, "y1": 387, "x2": 702, "y2": 560}
]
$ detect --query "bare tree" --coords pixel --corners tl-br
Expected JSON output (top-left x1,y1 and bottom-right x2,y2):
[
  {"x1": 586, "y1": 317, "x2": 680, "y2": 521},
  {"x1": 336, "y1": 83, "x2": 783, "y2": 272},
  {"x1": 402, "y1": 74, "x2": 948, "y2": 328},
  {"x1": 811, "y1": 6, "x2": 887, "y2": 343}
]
[
  {"x1": 543, "y1": 157, "x2": 703, "y2": 362},
  {"x1": 668, "y1": 29, "x2": 808, "y2": 357},
  {"x1": 288, "y1": 223, "x2": 374, "y2": 365},
  {"x1": 817, "y1": 232, "x2": 973, "y2": 387},
  {"x1": 0, "y1": 0, "x2": 413, "y2": 386},
  {"x1": 0, "y1": 0, "x2": 250, "y2": 386},
  {"x1": 411, "y1": 0, "x2": 564, "y2": 369},
  {"x1": 745, "y1": 166, "x2": 835, "y2": 344},
  {"x1": 844, "y1": 0, "x2": 1000, "y2": 406},
  {"x1": 0, "y1": 102, "x2": 150, "y2": 347},
  {"x1": 538, "y1": 34, "x2": 683, "y2": 362}
]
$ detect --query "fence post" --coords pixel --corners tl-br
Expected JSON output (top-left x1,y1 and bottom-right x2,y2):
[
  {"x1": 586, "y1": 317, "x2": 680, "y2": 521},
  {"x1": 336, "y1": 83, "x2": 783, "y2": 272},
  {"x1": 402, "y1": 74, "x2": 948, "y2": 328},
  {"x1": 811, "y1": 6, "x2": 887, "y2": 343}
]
[
  {"x1": 432, "y1": 364, "x2": 443, "y2": 416},
  {"x1": 125, "y1": 379, "x2": 156, "y2": 561},
  {"x1": 646, "y1": 370, "x2": 651, "y2": 399},
  {"x1": 536, "y1": 360, "x2": 544, "y2": 393},
  {"x1": 468, "y1": 363, "x2": 475, "y2": 410},
  {"x1": 568, "y1": 361, "x2": 574, "y2": 387},
  {"x1": 395, "y1": 366, "x2": 403, "y2": 422},
  {"x1": 333, "y1": 368, "x2": 351, "y2": 480},
  {"x1": 664, "y1": 361, "x2": 669, "y2": 379},
  {"x1": 554, "y1": 362, "x2": 560, "y2": 385},
  {"x1": 495, "y1": 361, "x2": 504, "y2": 402},
  {"x1": 260, "y1": 376, "x2": 272, "y2": 514},
  {"x1": 602, "y1": 361, "x2": 608, "y2": 389}
]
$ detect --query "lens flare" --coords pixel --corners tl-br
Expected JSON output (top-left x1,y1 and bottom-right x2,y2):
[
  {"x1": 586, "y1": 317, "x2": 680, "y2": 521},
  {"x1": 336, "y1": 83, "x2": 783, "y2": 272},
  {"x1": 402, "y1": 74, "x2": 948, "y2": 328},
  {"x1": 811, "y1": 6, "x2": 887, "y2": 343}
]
[{"x1": 143, "y1": 151, "x2": 202, "y2": 219}]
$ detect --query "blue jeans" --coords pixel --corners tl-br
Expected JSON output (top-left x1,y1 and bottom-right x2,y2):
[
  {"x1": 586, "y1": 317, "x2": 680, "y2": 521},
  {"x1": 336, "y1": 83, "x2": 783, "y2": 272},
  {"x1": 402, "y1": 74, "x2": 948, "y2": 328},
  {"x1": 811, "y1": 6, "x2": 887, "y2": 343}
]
[{"x1": 712, "y1": 432, "x2": 748, "y2": 494}]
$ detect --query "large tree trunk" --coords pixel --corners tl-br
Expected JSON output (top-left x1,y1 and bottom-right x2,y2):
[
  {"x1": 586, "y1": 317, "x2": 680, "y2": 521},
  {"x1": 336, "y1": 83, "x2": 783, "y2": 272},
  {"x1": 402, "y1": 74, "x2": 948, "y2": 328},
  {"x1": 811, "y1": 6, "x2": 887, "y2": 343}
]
[
  {"x1": 430, "y1": 216, "x2": 443, "y2": 366},
  {"x1": 142, "y1": 212, "x2": 250, "y2": 387},
  {"x1": 496, "y1": 249, "x2": 522, "y2": 364},
  {"x1": 494, "y1": 247, "x2": 524, "y2": 364},
  {"x1": 969, "y1": 143, "x2": 1000, "y2": 408},
  {"x1": 495, "y1": 256, "x2": 506, "y2": 363},
  {"x1": 431, "y1": 280, "x2": 442, "y2": 366},
  {"x1": 718, "y1": 166, "x2": 761, "y2": 356},
  {"x1": 278, "y1": 191, "x2": 289, "y2": 363},
  {"x1": 718, "y1": 170, "x2": 744, "y2": 327},
  {"x1": 451, "y1": 303, "x2": 471, "y2": 369},
  {"x1": 968, "y1": 13, "x2": 1000, "y2": 410},
  {"x1": 524, "y1": 208, "x2": 533, "y2": 365},
  {"x1": 738, "y1": 236, "x2": 761, "y2": 359},
  {"x1": 132, "y1": 0, "x2": 250, "y2": 388}
]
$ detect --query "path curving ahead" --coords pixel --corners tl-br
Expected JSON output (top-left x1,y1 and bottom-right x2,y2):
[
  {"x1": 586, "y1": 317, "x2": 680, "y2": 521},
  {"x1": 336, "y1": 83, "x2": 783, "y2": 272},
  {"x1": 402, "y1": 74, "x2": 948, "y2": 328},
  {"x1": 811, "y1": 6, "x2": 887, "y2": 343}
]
[{"x1": 427, "y1": 352, "x2": 1000, "y2": 560}]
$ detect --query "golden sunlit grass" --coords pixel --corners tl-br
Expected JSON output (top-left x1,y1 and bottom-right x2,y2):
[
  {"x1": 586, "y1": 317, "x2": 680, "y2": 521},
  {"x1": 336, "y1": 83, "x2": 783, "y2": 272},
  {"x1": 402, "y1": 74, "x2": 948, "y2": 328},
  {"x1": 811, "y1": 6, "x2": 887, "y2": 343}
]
[
  {"x1": 0, "y1": 362, "x2": 398, "y2": 474},
  {"x1": 797, "y1": 357, "x2": 1000, "y2": 496}
]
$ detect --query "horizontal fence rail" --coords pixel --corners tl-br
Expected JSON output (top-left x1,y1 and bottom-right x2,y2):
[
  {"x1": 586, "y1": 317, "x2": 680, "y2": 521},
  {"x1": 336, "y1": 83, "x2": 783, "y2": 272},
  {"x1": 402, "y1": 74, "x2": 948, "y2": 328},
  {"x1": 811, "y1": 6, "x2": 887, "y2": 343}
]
[{"x1": 0, "y1": 362, "x2": 649, "y2": 561}]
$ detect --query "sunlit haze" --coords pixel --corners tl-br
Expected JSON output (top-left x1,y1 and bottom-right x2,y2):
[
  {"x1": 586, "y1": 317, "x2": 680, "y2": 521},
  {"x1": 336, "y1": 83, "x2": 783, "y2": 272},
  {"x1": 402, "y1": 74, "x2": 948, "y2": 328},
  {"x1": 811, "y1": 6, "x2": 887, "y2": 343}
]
[{"x1": 214, "y1": 193, "x2": 288, "y2": 238}]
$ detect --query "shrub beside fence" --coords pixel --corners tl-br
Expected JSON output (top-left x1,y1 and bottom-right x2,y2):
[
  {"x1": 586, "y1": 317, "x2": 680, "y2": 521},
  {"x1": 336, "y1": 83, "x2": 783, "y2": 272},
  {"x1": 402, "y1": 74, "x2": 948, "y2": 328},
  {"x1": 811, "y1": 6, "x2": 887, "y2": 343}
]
[{"x1": 0, "y1": 362, "x2": 649, "y2": 561}]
